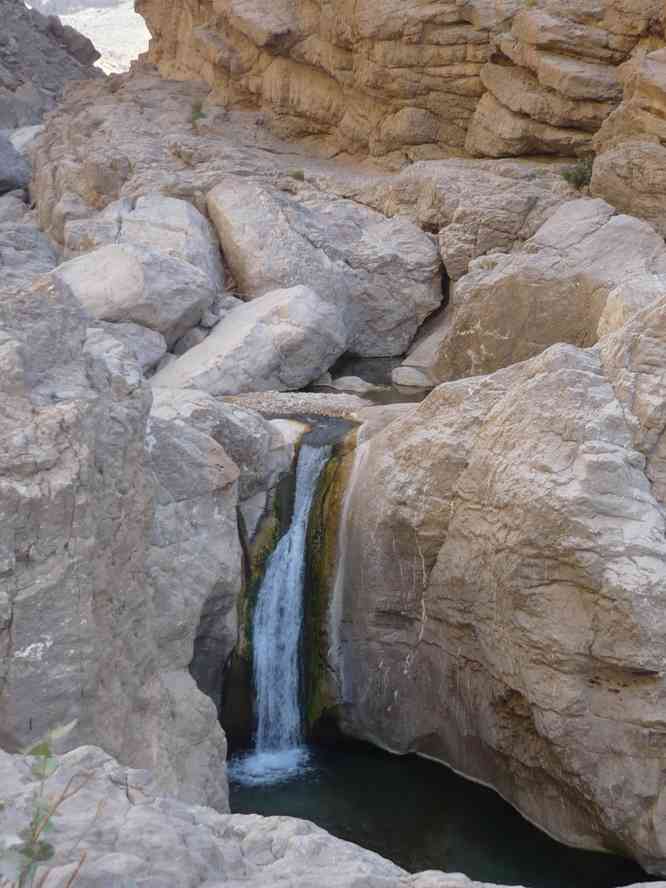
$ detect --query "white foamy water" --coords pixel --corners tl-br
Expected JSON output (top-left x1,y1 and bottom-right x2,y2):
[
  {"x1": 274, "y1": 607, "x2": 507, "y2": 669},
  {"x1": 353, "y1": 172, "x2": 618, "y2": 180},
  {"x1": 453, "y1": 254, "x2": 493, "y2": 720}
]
[
  {"x1": 228, "y1": 747, "x2": 313, "y2": 787},
  {"x1": 232, "y1": 444, "x2": 330, "y2": 786}
]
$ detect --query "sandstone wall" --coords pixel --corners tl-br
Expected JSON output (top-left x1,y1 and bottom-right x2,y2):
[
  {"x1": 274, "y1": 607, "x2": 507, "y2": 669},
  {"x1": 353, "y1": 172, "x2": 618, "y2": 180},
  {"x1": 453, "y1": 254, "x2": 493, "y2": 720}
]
[
  {"x1": 592, "y1": 43, "x2": 666, "y2": 237},
  {"x1": 135, "y1": 0, "x2": 666, "y2": 160},
  {"x1": 136, "y1": 0, "x2": 494, "y2": 160}
]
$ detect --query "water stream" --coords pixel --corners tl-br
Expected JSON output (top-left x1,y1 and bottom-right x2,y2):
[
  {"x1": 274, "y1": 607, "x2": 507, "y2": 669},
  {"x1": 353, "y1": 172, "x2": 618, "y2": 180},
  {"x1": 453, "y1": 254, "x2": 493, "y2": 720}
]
[
  {"x1": 226, "y1": 426, "x2": 653, "y2": 888},
  {"x1": 229, "y1": 443, "x2": 331, "y2": 786}
]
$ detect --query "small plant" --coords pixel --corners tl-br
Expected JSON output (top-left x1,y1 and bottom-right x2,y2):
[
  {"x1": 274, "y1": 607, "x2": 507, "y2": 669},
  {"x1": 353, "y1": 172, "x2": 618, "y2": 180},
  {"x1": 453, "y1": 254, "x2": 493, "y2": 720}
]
[
  {"x1": 524, "y1": 0, "x2": 537, "y2": 7},
  {"x1": 0, "y1": 742, "x2": 89, "y2": 888},
  {"x1": 288, "y1": 168, "x2": 305, "y2": 182},
  {"x1": 562, "y1": 156, "x2": 594, "y2": 190},
  {"x1": 191, "y1": 99, "x2": 206, "y2": 126}
]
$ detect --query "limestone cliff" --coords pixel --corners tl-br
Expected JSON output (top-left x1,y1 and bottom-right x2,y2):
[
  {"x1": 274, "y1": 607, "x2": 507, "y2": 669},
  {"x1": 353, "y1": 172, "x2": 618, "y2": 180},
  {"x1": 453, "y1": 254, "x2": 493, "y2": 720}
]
[{"x1": 135, "y1": 0, "x2": 665, "y2": 161}]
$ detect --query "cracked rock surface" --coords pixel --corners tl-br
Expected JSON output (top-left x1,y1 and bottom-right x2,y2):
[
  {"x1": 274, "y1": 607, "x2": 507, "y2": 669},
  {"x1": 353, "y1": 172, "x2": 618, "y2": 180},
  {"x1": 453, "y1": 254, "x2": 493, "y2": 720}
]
[{"x1": 328, "y1": 298, "x2": 666, "y2": 874}]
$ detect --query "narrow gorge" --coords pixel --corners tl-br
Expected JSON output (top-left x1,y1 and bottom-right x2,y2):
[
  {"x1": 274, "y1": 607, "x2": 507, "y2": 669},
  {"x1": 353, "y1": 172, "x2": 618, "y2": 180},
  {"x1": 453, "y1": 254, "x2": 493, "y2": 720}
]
[{"x1": 1, "y1": 1, "x2": 666, "y2": 887}]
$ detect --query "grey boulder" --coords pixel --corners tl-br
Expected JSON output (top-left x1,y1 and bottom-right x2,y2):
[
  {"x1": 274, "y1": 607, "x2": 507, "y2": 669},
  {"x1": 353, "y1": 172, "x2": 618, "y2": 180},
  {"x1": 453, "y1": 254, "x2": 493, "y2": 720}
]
[
  {"x1": 53, "y1": 242, "x2": 217, "y2": 346},
  {"x1": 207, "y1": 178, "x2": 442, "y2": 357},
  {"x1": 151, "y1": 285, "x2": 347, "y2": 395},
  {"x1": 93, "y1": 321, "x2": 167, "y2": 374},
  {"x1": 64, "y1": 193, "x2": 225, "y2": 294}
]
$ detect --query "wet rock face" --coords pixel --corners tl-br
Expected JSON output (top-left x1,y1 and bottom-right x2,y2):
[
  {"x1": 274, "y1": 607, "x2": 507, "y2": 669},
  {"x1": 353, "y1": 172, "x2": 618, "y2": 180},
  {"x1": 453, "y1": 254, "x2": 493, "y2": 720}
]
[
  {"x1": 330, "y1": 301, "x2": 666, "y2": 874},
  {"x1": 0, "y1": 0, "x2": 101, "y2": 130}
]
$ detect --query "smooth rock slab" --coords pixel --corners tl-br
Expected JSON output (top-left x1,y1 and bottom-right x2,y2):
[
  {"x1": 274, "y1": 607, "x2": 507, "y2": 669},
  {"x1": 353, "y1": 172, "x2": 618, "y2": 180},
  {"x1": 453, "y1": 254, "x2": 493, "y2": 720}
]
[
  {"x1": 207, "y1": 178, "x2": 442, "y2": 357},
  {"x1": 151, "y1": 285, "x2": 347, "y2": 395},
  {"x1": 53, "y1": 242, "x2": 217, "y2": 345}
]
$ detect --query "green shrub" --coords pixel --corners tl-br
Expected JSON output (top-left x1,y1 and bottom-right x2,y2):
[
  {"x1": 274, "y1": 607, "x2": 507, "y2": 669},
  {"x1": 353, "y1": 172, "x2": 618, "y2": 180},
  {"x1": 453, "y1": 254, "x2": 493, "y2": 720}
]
[
  {"x1": 288, "y1": 168, "x2": 305, "y2": 182},
  {"x1": 562, "y1": 157, "x2": 594, "y2": 189},
  {"x1": 191, "y1": 99, "x2": 206, "y2": 126}
]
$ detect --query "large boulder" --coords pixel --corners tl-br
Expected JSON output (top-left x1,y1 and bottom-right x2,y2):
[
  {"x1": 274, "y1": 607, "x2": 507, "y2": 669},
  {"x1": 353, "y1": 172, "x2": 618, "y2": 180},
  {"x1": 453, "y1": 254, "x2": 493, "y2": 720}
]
[
  {"x1": 325, "y1": 301, "x2": 666, "y2": 874},
  {"x1": 64, "y1": 193, "x2": 225, "y2": 293},
  {"x1": 147, "y1": 386, "x2": 293, "y2": 704},
  {"x1": 150, "y1": 387, "x2": 292, "y2": 504},
  {"x1": 93, "y1": 321, "x2": 167, "y2": 374},
  {"x1": 151, "y1": 285, "x2": 347, "y2": 395},
  {"x1": 315, "y1": 157, "x2": 574, "y2": 282},
  {"x1": 53, "y1": 243, "x2": 217, "y2": 346},
  {"x1": 0, "y1": 268, "x2": 242, "y2": 810},
  {"x1": 144, "y1": 383, "x2": 242, "y2": 793},
  {"x1": 394, "y1": 199, "x2": 666, "y2": 387},
  {"x1": 207, "y1": 178, "x2": 442, "y2": 356}
]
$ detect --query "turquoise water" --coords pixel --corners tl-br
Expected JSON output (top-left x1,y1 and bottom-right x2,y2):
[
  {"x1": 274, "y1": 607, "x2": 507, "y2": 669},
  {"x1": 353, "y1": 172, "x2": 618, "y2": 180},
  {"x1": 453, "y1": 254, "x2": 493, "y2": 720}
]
[{"x1": 230, "y1": 741, "x2": 653, "y2": 888}]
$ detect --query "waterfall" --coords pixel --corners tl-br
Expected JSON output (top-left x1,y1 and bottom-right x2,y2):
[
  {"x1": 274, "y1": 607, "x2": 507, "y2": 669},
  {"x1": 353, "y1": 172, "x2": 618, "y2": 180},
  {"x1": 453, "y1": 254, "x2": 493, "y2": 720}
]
[{"x1": 230, "y1": 443, "x2": 330, "y2": 785}]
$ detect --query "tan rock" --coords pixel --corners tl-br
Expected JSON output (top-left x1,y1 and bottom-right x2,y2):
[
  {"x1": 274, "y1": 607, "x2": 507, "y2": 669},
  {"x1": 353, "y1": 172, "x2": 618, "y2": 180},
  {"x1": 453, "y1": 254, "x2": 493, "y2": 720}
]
[
  {"x1": 466, "y1": 92, "x2": 593, "y2": 157},
  {"x1": 327, "y1": 311, "x2": 666, "y2": 873},
  {"x1": 136, "y1": 0, "x2": 493, "y2": 158},
  {"x1": 394, "y1": 198, "x2": 666, "y2": 386},
  {"x1": 592, "y1": 50, "x2": 666, "y2": 236}
]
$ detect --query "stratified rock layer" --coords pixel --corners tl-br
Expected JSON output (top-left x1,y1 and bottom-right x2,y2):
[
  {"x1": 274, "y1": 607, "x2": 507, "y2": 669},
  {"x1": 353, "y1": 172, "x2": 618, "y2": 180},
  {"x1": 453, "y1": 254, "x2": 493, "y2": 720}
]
[
  {"x1": 135, "y1": 0, "x2": 665, "y2": 159},
  {"x1": 136, "y1": 0, "x2": 493, "y2": 159},
  {"x1": 592, "y1": 47, "x2": 666, "y2": 237}
]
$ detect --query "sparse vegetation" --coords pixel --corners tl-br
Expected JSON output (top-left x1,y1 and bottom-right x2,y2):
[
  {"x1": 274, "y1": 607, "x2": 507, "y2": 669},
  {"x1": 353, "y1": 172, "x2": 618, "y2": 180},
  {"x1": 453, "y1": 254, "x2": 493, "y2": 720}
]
[
  {"x1": 0, "y1": 742, "x2": 90, "y2": 888},
  {"x1": 562, "y1": 156, "x2": 594, "y2": 189},
  {"x1": 191, "y1": 99, "x2": 206, "y2": 126},
  {"x1": 288, "y1": 168, "x2": 305, "y2": 182}
]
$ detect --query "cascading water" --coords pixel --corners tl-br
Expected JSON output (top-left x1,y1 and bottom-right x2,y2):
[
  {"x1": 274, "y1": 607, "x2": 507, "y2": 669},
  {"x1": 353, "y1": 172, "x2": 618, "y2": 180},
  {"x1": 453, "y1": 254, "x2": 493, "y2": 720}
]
[{"x1": 230, "y1": 443, "x2": 331, "y2": 785}]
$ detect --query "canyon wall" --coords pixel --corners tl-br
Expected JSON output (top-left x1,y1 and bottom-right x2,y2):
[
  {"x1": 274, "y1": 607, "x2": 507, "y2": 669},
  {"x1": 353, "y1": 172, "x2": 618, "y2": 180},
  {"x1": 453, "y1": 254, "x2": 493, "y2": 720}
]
[
  {"x1": 326, "y1": 298, "x2": 666, "y2": 874},
  {"x1": 136, "y1": 0, "x2": 665, "y2": 161}
]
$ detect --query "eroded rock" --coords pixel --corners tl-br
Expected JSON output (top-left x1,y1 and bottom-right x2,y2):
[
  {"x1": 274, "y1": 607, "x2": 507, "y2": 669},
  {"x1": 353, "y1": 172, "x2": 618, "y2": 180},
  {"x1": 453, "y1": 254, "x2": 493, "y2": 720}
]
[
  {"x1": 394, "y1": 198, "x2": 666, "y2": 386},
  {"x1": 328, "y1": 308, "x2": 666, "y2": 873}
]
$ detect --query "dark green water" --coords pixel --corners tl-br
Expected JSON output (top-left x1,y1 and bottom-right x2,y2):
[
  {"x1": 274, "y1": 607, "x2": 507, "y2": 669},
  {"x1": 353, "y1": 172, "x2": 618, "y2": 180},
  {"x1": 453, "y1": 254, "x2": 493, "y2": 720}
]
[{"x1": 230, "y1": 742, "x2": 653, "y2": 888}]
